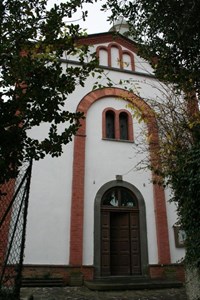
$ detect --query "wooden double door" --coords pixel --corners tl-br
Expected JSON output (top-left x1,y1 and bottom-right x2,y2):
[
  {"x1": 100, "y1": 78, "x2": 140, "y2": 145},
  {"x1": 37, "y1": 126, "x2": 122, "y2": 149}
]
[{"x1": 101, "y1": 210, "x2": 141, "y2": 276}]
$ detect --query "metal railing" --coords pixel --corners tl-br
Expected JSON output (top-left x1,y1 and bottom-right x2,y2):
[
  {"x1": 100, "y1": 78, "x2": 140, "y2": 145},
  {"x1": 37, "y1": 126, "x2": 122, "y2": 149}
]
[{"x1": 0, "y1": 161, "x2": 32, "y2": 299}]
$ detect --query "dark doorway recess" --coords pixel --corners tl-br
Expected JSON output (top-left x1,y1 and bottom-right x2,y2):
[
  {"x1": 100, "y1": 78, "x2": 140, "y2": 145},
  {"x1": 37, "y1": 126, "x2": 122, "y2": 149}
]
[
  {"x1": 101, "y1": 187, "x2": 141, "y2": 276},
  {"x1": 101, "y1": 209, "x2": 141, "y2": 276}
]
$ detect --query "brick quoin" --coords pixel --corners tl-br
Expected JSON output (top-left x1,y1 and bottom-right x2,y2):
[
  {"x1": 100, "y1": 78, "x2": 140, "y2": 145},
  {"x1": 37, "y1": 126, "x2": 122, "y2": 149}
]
[
  {"x1": 69, "y1": 134, "x2": 85, "y2": 265},
  {"x1": 147, "y1": 120, "x2": 171, "y2": 264},
  {"x1": 153, "y1": 184, "x2": 171, "y2": 263},
  {"x1": 69, "y1": 87, "x2": 171, "y2": 266}
]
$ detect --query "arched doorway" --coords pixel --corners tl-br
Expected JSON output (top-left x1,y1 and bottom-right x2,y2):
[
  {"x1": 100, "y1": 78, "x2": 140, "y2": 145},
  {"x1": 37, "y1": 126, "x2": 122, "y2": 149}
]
[
  {"x1": 101, "y1": 187, "x2": 140, "y2": 276},
  {"x1": 94, "y1": 180, "x2": 148, "y2": 278}
]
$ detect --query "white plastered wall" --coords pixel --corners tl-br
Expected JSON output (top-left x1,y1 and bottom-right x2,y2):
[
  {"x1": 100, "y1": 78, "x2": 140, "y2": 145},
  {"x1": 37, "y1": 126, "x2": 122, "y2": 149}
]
[
  {"x1": 24, "y1": 122, "x2": 74, "y2": 265},
  {"x1": 24, "y1": 46, "x2": 185, "y2": 265},
  {"x1": 165, "y1": 188, "x2": 185, "y2": 263},
  {"x1": 82, "y1": 97, "x2": 158, "y2": 265},
  {"x1": 64, "y1": 41, "x2": 154, "y2": 75}
]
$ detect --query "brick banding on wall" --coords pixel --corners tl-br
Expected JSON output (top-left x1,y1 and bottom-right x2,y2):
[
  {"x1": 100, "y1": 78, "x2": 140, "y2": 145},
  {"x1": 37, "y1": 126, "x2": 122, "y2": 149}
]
[{"x1": 69, "y1": 87, "x2": 171, "y2": 266}]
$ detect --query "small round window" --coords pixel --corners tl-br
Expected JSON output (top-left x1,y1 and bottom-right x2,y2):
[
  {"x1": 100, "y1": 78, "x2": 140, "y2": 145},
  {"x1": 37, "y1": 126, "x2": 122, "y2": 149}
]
[{"x1": 102, "y1": 187, "x2": 138, "y2": 208}]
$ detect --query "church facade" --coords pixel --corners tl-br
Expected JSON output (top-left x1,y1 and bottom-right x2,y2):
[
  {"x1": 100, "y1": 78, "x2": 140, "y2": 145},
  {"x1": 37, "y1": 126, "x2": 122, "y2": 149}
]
[{"x1": 22, "y1": 28, "x2": 185, "y2": 283}]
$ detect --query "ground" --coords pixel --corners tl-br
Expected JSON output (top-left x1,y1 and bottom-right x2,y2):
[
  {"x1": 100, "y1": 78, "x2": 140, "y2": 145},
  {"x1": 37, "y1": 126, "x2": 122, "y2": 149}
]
[{"x1": 20, "y1": 286, "x2": 188, "y2": 300}]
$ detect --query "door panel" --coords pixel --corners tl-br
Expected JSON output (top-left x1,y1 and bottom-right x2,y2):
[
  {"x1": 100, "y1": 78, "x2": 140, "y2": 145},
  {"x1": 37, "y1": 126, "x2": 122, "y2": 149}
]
[
  {"x1": 110, "y1": 212, "x2": 130, "y2": 275},
  {"x1": 101, "y1": 211, "x2": 110, "y2": 275},
  {"x1": 130, "y1": 212, "x2": 141, "y2": 274},
  {"x1": 101, "y1": 210, "x2": 141, "y2": 276}
]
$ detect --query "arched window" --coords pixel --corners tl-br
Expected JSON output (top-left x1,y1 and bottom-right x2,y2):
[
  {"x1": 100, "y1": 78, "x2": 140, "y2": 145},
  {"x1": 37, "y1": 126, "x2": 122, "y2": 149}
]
[
  {"x1": 106, "y1": 110, "x2": 115, "y2": 139},
  {"x1": 97, "y1": 43, "x2": 135, "y2": 71},
  {"x1": 102, "y1": 187, "x2": 138, "y2": 208},
  {"x1": 102, "y1": 108, "x2": 134, "y2": 142},
  {"x1": 119, "y1": 112, "x2": 128, "y2": 140}
]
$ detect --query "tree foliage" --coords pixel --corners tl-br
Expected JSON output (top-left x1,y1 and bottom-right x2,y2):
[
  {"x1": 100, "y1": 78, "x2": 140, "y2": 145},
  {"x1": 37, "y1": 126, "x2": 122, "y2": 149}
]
[
  {"x1": 171, "y1": 143, "x2": 200, "y2": 267},
  {"x1": 103, "y1": 0, "x2": 200, "y2": 269},
  {"x1": 0, "y1": 0, "x2": 98, "y2": 183},
  {"x1": 148, "y1": 89, "x2": 200, "y2": 267},
  {"x1": 103, "y1": 0, "x2": 200, "y2": 92}
]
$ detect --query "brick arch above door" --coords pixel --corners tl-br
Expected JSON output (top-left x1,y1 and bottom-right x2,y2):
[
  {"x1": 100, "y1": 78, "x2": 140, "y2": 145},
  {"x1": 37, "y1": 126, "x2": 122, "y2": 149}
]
[{"x1": 69, "y1": 87, "x2": 171, "y2": 266}]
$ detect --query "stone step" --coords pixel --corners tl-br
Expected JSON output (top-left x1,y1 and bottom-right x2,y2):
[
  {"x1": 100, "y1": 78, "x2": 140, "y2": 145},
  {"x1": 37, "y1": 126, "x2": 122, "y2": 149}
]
[
  {"x1": 22, "y1": 277, "x2": 64, "y2": 287},
  {"x1": 84, "y1": 277, "x2": 183, "y2": 291}
]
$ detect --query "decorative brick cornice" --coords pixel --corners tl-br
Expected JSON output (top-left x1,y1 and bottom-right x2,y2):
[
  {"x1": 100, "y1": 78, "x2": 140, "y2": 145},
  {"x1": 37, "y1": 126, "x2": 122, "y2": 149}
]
[{"x1": 77, "y1": 32, "x2": 139, "y2": 54}]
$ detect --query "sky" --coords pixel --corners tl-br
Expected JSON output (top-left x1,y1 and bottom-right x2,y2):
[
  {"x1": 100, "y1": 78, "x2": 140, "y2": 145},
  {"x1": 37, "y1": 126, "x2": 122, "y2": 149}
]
[{"x1": 47, "y1": 0, "x2": 111, "y2": 34}]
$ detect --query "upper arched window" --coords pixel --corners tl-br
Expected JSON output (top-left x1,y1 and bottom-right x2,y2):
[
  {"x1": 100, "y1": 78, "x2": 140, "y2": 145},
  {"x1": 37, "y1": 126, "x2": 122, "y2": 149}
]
[
  {"x1": 106, "y1": 110, "x2": 115, "y2": 139},
  {"x1": 119, "y1": 112, "x2": 128, "y2": 140},
  {"x1": 102, "y1": 108, "x2": 134, "y2": 142},
  {"x1": 102, "y1": 187, "x2": 138, "y2": 208},
  {"x1": 96, "y1": 43, "x2": 135, "y2": 71}
]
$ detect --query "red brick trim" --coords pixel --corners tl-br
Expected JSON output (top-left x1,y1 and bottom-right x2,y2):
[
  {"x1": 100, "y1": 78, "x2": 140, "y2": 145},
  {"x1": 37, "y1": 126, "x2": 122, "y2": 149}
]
[
  {"x1": 22, "y1": 263, "x2": 184, "y2": 284},
  {"x1": 70, "y1": 87, "x2": 171, "y2": 265},
  {"x1": 22, "y1": 264, "x2": 94, "y2": 284},
  {"x1": 96, "y1": 46, "x2": 108, "y2": 66},
  {"x1": 149, "y1": 264, "x2": 185, "y2": 282},
  {"x1": 78, "y1": 32, "x2": 139, "y2": 55},
  {"x1": 122, "y1": 50, "x2": 135, "y2": 71},
  {"x1": 102, "y1": 107, "x2": 115, "y2": 139},
  {"x1": 107, "y1": 43, "x2": 123, "y2": 68},
  {"x1": 69, "y1": 133, "x2": 86, "y2": 265},
  {"x1": 97, "y1": 43, "x2": 135, "y2": 71},
  {"x1": 77, "y1": 32, "x2": 158, "y2": 69}
]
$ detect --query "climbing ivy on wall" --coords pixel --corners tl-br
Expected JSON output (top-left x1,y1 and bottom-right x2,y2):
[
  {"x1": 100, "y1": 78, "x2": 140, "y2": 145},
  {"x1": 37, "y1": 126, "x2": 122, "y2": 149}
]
[{"x1": 169, "y1": 143, "x2": 200, "y2": 267}]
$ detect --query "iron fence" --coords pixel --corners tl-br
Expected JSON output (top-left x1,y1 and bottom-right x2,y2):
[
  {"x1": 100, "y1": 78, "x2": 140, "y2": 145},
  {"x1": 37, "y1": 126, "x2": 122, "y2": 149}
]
[{"x1": 0, "y1": 161, "x2": 32, "y2": 299}]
